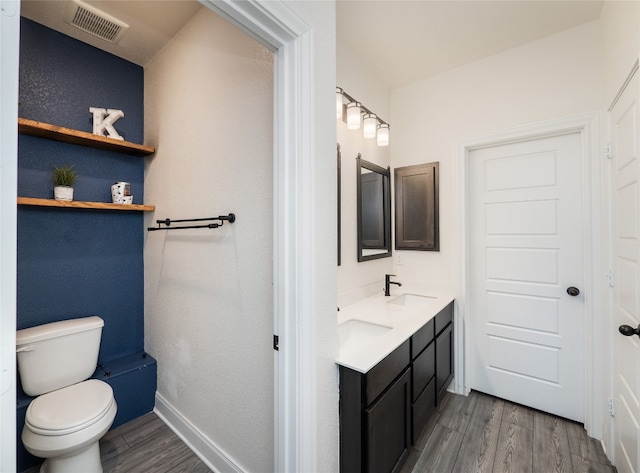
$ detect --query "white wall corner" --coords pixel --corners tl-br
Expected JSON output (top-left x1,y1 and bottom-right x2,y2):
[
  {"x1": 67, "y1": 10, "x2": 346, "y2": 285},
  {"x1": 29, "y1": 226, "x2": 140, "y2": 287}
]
[{"x1": 154, "y1": 393, "x2": 243, "y2": 473}]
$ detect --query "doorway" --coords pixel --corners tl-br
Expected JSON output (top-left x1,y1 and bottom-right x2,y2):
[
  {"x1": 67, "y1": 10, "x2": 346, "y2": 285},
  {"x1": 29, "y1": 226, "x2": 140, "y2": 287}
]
[
  {"x1": 456, "y1": 113, "x2": 602, "y2": 433},
  {"x1": 468, "y1": 132, "x2": 585, "y2": 421}
]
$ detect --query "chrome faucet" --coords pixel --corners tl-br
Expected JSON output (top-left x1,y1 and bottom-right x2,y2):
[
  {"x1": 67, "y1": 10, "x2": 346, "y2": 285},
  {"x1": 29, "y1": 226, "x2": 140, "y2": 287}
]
[{"x1": 384, "y1": 274, "x2": 402, "y2": 296}]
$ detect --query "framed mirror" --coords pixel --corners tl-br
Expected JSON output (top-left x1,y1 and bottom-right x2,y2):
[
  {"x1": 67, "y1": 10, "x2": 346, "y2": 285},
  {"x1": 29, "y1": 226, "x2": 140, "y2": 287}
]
[{"x1": 357, "y1": 154, "x2": 392, "y2": 262}]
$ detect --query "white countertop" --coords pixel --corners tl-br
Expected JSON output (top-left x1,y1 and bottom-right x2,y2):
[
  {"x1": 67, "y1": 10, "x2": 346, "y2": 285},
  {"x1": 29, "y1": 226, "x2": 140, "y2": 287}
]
[{"x1": 336, "y1": 289, "x2": 454, "y2": 374}]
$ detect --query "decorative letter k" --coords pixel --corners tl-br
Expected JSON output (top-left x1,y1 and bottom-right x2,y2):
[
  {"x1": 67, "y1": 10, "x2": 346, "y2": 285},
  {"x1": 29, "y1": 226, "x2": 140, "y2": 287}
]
[{"x1": 89, "y1": 107, "x2": 125, "y2": 140}]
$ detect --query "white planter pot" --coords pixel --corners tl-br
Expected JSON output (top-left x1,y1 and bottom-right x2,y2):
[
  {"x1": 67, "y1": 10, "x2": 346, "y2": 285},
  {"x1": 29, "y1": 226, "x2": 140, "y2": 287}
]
[{"x1": 54, "y1": 186, "x2": 74, "y2": 201}]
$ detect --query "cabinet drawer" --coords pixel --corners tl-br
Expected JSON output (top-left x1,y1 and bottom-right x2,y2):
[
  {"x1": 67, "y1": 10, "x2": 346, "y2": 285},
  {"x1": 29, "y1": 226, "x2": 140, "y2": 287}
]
[
  {"x1": 366, "y1": 340, "x2": 411, "y2": 404},
  {"x1": 412, "y1": 375, "x2": 436, "y2": 444},
  {"x1": 411, "y1": 318, "x2": 434, "y2": 359},
  {"x1": 435, "y1": 302, "x2": 453, "y2": 335},
  {"x1": 412, "y1": 341, "x2": 435, "y2": 402}
]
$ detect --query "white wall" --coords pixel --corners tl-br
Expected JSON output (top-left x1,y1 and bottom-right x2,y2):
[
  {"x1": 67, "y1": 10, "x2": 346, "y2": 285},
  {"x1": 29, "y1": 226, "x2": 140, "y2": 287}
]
[
  {"x1": 391, "y1": 21, "x2": 603, "y2": 286},
  {"x1": 337, "y1": 42, "x2": 393, "y2": 306},
  {"x1": 144, "y1": 8, "x2": 275, "y2": 471},
  {"x1": 600, "y1": 0, "x2": 640, "y2": 107}
]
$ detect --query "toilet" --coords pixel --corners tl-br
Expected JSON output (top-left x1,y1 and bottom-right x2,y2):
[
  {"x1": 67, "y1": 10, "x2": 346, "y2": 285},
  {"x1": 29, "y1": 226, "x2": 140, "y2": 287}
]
[{"x1": 16, "y1": 316, "x2": 117, "y2": 473}]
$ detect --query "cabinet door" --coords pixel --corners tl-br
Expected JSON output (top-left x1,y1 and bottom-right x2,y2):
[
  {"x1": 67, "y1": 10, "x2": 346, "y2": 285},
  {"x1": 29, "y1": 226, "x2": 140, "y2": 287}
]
[
  {"x1": 394, "y1": 162, "x2": 439, "y2": 251},
  {"x1": 366, "y1": 368, "x2": 411, "y2": 473},
  {"x1": 412, "y1": 375, "x2": 436, "y2": 443},
  {"x1": 436, "y1": 323, "x2": 454, "y2": 404},
  {"x1": 412, "y1": 341, "x2": 435, "y2": 401}
]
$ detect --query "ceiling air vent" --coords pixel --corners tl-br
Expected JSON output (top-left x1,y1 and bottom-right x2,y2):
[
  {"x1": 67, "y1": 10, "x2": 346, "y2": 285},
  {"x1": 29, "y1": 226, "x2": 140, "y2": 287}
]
[{"x1": 64, "y1": 0, "x2": 129, "y2": 43}]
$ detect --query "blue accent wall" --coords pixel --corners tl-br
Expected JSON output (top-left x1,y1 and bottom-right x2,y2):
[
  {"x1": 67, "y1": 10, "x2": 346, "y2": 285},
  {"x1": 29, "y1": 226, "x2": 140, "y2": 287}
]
[
  {"x1": 17, "y1": 18, "x2": 156, "y2": 472},
  {"x1": 19, "y1": 18, "x2": 143, "y2": 140},
  {"x1": 17, "y1": 18, "x2": 145, "y2": 362}
]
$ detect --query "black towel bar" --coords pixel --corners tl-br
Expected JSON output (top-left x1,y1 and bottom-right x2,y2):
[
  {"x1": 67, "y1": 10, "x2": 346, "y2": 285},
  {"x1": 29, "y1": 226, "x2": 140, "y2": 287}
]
[{"x1": 147, "y1": 213, "x2": 236, "y2": 231}]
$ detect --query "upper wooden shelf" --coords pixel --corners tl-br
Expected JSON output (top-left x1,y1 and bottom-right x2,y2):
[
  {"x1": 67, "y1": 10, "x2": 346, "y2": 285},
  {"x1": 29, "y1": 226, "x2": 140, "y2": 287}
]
[
  {"x1": 17, "y1": 197, "x2": 155, "y2": 212},
  {"x1": 18, "y1": 118, "x2": 155, "y2": 157}
]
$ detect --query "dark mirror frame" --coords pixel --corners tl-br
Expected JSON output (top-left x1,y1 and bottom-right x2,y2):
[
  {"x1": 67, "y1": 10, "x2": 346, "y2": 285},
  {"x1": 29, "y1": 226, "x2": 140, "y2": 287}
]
[{"x1": 357, "y1": 154, "x2": 392, "y2": 262}]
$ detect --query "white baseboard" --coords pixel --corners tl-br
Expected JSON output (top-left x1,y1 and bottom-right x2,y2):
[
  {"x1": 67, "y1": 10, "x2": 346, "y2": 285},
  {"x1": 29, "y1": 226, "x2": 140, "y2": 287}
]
[{"x1": 154, "y1": 392, "x2": 243, "y2": 473}]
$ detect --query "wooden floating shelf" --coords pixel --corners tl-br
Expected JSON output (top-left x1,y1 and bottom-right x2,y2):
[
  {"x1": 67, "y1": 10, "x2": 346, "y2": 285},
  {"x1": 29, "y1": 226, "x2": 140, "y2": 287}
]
[
  {"x1": 17, "y1": 197, "x2": 155, "y2": 212},
  {"x1": 18, "y1": 118, "x2": 155, "y2": 157}
]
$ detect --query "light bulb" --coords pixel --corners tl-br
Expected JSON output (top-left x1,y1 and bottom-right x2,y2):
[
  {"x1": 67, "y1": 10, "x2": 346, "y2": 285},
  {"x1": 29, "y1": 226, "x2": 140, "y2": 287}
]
[
  {"x1": 336, "y1": 87, "x2": 343, "y2": 120},
  {"x1": 363, "y1": 113, "x2": 377, "y2": 139},
  {"x1": 377, "y1": 123, "x2": 389, "y2": 146},
  {"x1": 346, "y1": 102, "x2": 361, "y2": 130}
]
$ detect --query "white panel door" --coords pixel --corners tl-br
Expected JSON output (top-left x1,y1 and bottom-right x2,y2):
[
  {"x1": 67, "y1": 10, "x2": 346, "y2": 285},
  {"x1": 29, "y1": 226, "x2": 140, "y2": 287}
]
[
  {"x1": 611, "y1": 69, "x2": 640, "y2": 473},
  {"x1": 469, "y1": 132, "x2": 585, "y2": 422}
]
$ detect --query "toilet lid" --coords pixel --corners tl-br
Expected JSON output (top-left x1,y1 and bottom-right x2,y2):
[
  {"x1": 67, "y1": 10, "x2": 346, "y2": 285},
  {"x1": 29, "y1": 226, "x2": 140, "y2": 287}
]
[{"x1": 25, "y1": 379, "x2": 115, "y2": 436}]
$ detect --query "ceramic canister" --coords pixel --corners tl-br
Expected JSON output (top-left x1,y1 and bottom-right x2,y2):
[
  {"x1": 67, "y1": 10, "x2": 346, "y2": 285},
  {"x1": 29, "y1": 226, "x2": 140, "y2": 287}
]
[{"x1": 111, "y1": 182, "x2": 131, "y2": 204}]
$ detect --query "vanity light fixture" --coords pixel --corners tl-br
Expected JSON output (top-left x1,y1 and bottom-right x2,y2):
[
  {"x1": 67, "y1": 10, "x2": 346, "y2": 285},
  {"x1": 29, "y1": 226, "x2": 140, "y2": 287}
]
[
  {"x1": 363, "y1": 113, "x2": 377, "y2": 139},
  {"x1": 336, "y1": 87, "x2": 344, "y2": 119},
  {"x1": 346, "y1": 102, "x2": 362, "y2": 130},
  {"x1": 337, "y1": 87, "x2": 390, "y2": 147},
  {"x1": 377, "y1": 123, "x2": 390, "y2": 146}
]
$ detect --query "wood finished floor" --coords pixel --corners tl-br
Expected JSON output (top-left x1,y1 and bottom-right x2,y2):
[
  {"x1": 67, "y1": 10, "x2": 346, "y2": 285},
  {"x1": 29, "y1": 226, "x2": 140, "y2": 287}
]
[
  {"x1": 23, "y1": 390, "x2": 614, "y2": 473},
  {"x1": 23, "y1": 412, "x2": 211, "y2": 473},
  {"x1": 400, "y1": 390, "x2": 616, "y2": 473}
]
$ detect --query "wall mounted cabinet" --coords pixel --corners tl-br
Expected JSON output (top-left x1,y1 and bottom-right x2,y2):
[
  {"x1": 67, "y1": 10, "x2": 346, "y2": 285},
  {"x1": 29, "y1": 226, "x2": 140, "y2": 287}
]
[{"x1": 394, "y1": 162, "x2": 439, "y2": 251}]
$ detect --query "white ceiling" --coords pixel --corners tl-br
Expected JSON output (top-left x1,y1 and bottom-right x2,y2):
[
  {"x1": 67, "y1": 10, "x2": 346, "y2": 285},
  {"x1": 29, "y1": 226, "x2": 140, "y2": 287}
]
[
  {"x1": 20, "y1": 0, "x2": 203, "y2": 66},
  {"x1": 21, "y1": 0, "x2": 604, "y2": 86},
  {"x1": 337, "y1": 0, "x2": 604, "y2": 88}
]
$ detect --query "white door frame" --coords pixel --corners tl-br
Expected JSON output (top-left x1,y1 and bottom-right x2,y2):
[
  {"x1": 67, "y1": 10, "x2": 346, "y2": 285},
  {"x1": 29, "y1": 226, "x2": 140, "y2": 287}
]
[
  {"x1": 0, "y1": 1, "x2": 20, "y2": 471},
  {"x1": 455, "y1": 112, "x2": 604, "y2": 437},
  {"x1": 201, "y1": 2, "x2": 317, "y2": 471},
  {"x1": 1, "y1": 0, "x2": 319, "y2": 471},
  {"x1": 606, "y1": 57, "x2": 640, "y2": 468}
]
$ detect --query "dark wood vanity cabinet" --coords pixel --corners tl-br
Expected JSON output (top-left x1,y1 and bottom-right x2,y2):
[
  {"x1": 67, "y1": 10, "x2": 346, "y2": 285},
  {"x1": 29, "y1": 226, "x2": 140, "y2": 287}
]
[
  {"x1": 340, "y1": 340, "x2": 411, "y2": 473},
  {"x1": 339, "y1": 301, "x2": 455, "y2": 472}
]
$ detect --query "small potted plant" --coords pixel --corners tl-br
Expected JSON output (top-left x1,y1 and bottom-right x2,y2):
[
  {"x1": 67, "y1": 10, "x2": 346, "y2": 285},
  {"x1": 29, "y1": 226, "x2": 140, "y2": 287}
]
[{"x1": 52, "y1": 165, "x2": 77, "y2": 201}]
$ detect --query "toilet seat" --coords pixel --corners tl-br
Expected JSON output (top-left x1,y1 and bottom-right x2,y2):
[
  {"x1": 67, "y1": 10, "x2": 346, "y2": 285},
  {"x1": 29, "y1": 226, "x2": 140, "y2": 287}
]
[{"x1": 25, "y1": 379, "x2": 115, "y2": 436}]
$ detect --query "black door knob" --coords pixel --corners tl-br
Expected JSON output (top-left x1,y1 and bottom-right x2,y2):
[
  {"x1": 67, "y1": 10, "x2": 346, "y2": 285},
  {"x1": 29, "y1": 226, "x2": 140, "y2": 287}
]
[
  {"x1": 619, "y1": 325, "x2": 640, "y2": 338},
  {"x1": 567, "y1": 287, "x2": 580, "y2": 296}
]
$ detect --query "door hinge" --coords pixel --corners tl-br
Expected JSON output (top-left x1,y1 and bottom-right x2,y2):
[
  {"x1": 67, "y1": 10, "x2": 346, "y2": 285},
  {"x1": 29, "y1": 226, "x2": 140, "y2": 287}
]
[
  {"x1": 273, "y1": 334, "x2": 279, "y2": 351},
  {"x1": 605, "y1": 142, "x2": 612, "y2": 159},
  {"x1": 608, "y1": 397, "x2": 615, "y2": 417},
  {"x1": 607, "y1": 270, "x2": 614, "y2": 287}
]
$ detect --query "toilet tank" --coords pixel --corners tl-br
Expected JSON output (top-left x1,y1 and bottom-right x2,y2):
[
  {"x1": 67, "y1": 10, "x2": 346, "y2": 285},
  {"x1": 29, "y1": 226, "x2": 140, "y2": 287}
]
[{"x1": 16, "y1": 316, "x2": 104, "y2": 397}]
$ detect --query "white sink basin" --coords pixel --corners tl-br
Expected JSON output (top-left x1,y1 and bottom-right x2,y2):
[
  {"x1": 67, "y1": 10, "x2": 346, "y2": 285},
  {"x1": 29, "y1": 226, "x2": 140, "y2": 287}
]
[
  {"x1": 338, "y1": 320, "x2": 392, "y2": 352},
  {"x1": 388, "y1": 293, "x2": 437, "y2": 307}
]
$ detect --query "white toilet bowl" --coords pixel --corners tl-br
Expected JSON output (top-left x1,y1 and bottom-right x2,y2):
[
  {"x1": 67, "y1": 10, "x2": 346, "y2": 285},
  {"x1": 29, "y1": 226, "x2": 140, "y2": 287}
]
[{"x1": 22, "y1": 379, "x2": 117, "y2": 473}]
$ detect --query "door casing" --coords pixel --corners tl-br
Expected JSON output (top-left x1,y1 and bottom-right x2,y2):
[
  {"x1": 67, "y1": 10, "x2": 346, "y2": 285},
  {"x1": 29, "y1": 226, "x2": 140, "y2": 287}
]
[
  {"x1": 608, "y1": 59, "x2": 640, "y2": 470},
  {"x1": 455, "y1": 112, "x2": 604, "y2": 438}
]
